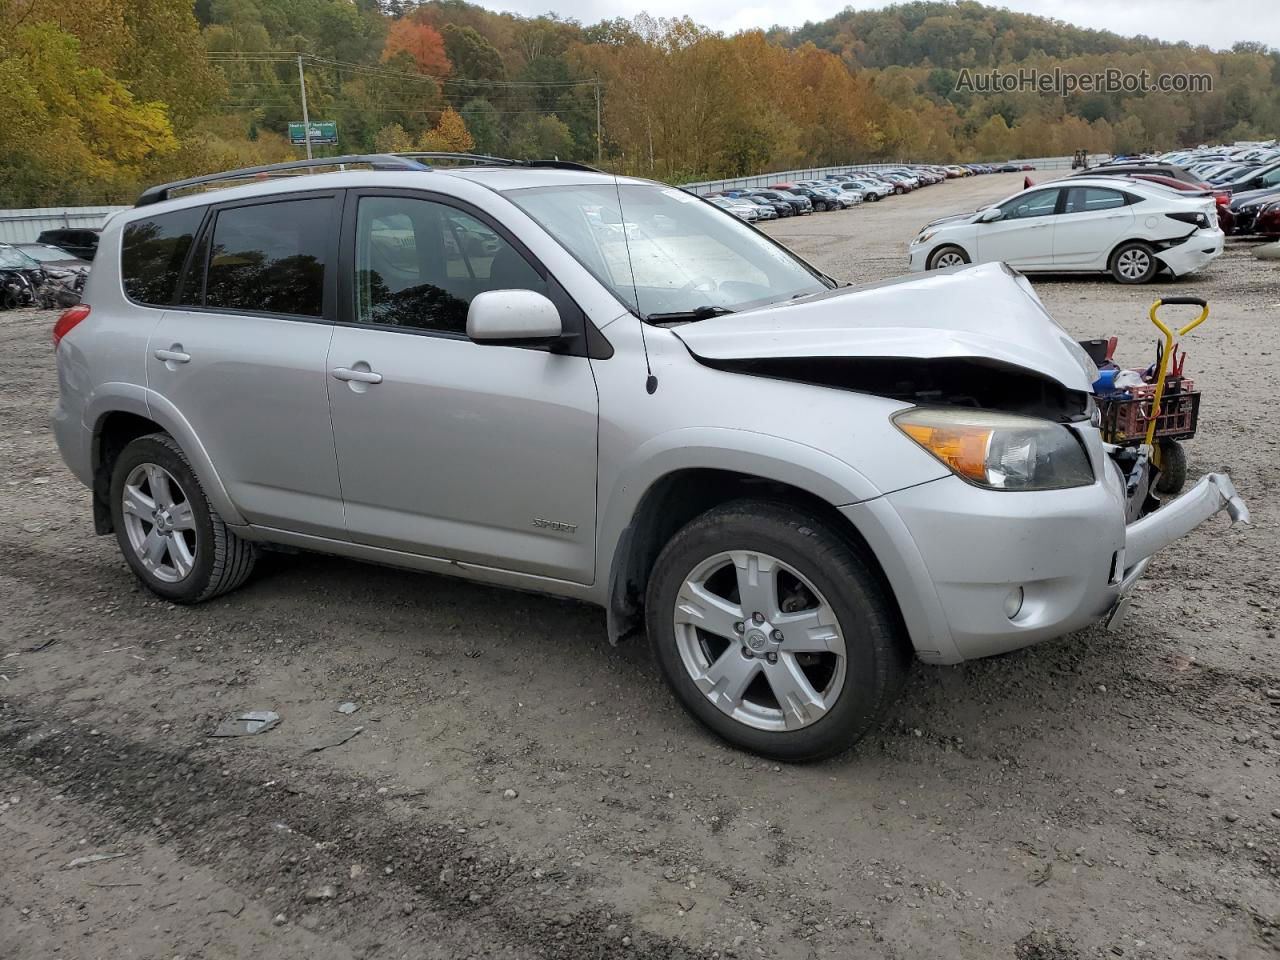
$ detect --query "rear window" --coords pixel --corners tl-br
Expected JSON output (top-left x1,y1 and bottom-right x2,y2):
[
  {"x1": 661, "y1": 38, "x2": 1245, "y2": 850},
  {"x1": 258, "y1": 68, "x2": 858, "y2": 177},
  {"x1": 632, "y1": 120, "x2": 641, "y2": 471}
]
[
  {"x1": 121, "y1": 208, "x2": 204, "y2": 306},
  {"x1": 204, "y1": 198, "x2": 332, "y2": 317}
]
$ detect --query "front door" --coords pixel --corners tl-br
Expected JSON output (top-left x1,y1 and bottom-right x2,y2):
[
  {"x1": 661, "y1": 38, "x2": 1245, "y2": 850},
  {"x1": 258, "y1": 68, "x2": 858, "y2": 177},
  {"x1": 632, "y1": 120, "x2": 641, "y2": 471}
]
[
  {"x1": 142, "y1": 193, "x2": 345, "y2": 537},
  {"x1": 326, "y1": 192, "x2": 600, "y2": 584},
  {"x1": 976, "y1": 187, "x2": 1061, "y2": 269}
]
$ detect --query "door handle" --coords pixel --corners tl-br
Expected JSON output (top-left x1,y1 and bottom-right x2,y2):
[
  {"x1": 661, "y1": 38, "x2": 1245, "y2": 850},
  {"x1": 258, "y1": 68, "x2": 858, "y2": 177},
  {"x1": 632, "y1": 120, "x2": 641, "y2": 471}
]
[
  {"x1": 332, "y1": 366, "x2": 383, "y2": 384},
  {"x1": 154, "y1": 346, "x2": 190, "y2": 363}
]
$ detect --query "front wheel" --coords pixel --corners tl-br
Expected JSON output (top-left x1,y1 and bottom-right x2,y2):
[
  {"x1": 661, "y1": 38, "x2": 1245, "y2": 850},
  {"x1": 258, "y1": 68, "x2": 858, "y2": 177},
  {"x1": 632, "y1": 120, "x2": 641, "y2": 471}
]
[
  {"x1": 109, "y1": 433, "x2": 257, "y2": 604},
  {"x1": 646, "y1": 500, "x2": 910, "y2": 761},
  {"x1": 927, "y1": 245, "x2": 970, "y2": 270}
]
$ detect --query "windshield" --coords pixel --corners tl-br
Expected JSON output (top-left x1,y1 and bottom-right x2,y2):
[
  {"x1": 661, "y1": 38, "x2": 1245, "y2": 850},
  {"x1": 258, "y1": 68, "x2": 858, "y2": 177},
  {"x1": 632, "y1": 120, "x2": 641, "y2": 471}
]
[
  {"x1": 505, "y1": 182, "x2": 830, "y2": 320},
  {"x1": 15, "y1": 245, "x2": 69, "y2": 263},
  {"x1": 0, "y1": 247, "x2": 39, "y2": 269}
]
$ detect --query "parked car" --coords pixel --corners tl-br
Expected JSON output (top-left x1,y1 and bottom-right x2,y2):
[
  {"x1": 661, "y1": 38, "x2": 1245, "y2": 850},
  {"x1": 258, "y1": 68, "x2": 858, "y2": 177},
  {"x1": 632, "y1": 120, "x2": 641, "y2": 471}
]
[
  {"x1": 708, "y1": 196, "x2": 760, "y2": 221},
  {"x1": 0, "y1": 245, "x2": 44, "y2": 307},
  {"x1": 1228, "y1": 186, "x2": 1280, "y2": 235},
  {"x1": 756, "y1": 187, "x2": 812, "y2": 214},
  {"x1": 840, "y1": 178, "x2": 891, "y2": 201},
  {"x1": 737, "y1": 193, "x2": 792, "y2": 218},
  {"x1": 51, "y1": 153, "x2": 1245, "y2": 760},
  {"x1": 1079, "y1": 169, "x2": 1234, "y2": 233},
  {"x1": 36, "y1": 228, "x2": 101, "y2": 261},
  {"x1": 1212, "y1": 160, "x2": 1280, "y2": 196},
  {"x1": 909, "y1": 176, "x2": 1223, "y2": 283},
  {"x1": 772, "y1": 184, "x2": 834, "y2": 212},
  {"x1": 9, "y1": 242, "x2": 92, "y2": 283}
]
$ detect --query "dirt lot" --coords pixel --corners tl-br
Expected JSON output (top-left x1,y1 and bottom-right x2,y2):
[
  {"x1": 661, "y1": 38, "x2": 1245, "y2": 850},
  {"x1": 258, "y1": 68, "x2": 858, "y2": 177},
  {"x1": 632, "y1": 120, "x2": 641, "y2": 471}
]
[{"x1": 1, "y1": 172, "x2": 1277, "y2": 960}]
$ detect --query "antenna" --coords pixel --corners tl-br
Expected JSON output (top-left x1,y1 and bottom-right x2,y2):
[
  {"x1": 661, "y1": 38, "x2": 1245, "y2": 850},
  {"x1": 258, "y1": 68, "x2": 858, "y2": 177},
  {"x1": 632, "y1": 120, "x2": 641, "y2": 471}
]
[{"x1": 611, "y1": 173, "x2": 657, "y2": 394}]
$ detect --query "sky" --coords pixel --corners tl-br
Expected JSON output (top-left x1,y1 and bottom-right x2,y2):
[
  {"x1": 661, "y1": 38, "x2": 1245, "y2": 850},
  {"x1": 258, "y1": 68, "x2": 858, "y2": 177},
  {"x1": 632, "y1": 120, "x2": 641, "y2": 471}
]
[{"x1": 473, "y1": 0, "x2": 1279, "y2": 53}]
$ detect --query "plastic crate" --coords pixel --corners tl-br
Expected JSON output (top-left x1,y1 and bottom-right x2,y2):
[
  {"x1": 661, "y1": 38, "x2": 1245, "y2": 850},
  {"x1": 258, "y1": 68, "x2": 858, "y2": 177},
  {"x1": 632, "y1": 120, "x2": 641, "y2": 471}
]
[{"x1": 1100, "y1": 383, "x2": 1200, "y2": 444}]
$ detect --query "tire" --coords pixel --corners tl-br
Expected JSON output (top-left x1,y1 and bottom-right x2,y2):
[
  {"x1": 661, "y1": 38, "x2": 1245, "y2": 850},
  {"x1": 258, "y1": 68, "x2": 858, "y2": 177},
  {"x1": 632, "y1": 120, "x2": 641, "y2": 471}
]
[
  {"x1": 927, "y1": 245, "x2": 970, "y2": 270},
  {"x1": 645, "y1": 499, "x2": 911, "y2": 762},
  {"x1": 1109, "y1": 241, "x2": 1158, "y2": 284},
  {"x1": 109, "y1": 432, "x2": 257, "y2": 604},
  {"x1": 1155, "y1": 440, "x2": 1187, "y2": 496}
]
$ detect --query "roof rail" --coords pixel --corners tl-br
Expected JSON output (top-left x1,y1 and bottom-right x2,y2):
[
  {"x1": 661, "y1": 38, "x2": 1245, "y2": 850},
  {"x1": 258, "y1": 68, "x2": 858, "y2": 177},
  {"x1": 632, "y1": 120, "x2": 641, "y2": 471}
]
[
  {"x1": 391, "y1": 152, "x2": 602, "y2": 173},
  {"x1": 134, "y1": 154, "x2": 430, "y2": 207}
]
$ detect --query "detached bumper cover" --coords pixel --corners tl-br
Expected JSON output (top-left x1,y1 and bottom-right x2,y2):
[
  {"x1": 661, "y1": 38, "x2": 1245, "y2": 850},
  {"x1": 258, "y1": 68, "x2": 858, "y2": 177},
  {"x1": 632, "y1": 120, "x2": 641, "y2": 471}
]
[
  {"x1": 1154, "y1": 227, "x2": 1224, "y2": 276},
  {"x1": 1125, "y1": 473, "x2": 1249, "y2": 562}
]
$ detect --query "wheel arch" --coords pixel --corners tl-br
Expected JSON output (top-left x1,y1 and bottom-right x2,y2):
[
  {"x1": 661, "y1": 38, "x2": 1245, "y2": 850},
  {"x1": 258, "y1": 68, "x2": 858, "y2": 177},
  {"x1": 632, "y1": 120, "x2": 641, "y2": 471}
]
[
  {"x1": 89, "y1": 392, "x2": 246, "y2": 534},
  {"x1": 603, "y1": 465, "x2": 905, "y2": 649}
]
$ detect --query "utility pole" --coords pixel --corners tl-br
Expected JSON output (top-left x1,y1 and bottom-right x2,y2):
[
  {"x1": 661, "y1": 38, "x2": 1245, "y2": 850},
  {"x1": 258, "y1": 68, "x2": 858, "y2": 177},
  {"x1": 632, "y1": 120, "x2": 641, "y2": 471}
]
[
  {"x1": 297, "y1": 55, "x2": 313, "y2": 160},
  {"x1": 595, "y1": 77, "x2": 602, "y2": 167}
]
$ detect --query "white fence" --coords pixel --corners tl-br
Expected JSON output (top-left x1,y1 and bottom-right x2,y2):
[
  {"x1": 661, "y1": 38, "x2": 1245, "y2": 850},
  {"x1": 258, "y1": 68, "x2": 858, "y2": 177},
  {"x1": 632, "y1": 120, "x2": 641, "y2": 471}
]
[
  {"x1": 0, "y1": 206, "x2": 128, "y2": 244},
  {"x1": 680, "y1": 154, "x2": 1107, "y2": 195}
]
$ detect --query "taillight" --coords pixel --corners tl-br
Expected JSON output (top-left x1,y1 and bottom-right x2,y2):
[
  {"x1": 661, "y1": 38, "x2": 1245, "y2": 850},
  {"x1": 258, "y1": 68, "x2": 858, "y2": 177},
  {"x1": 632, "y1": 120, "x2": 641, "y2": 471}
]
[
  {"x1": 53, "y1": 304, "x2": 90, "y2": 348},
  {"x1": 1214, "y1": 192, "x2": 1230, "y2": 206}
]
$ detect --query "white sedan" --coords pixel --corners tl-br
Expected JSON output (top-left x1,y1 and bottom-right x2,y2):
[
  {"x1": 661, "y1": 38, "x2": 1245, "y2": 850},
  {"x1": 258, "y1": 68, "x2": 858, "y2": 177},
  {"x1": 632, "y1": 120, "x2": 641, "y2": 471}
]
[{"x1": 908, "y1": 177, "x2": 1224, "y2": 283}]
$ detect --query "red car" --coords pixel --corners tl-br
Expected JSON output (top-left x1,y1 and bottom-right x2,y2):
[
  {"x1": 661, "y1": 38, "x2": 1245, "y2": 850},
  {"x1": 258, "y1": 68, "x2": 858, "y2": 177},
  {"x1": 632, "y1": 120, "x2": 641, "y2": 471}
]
[
  {"x1": 1125, "y1": 173, "x2": 1235, "y2": 234},
  {"x1": 1255, "y1": 202, "x2": 1280, "y2": 238}
]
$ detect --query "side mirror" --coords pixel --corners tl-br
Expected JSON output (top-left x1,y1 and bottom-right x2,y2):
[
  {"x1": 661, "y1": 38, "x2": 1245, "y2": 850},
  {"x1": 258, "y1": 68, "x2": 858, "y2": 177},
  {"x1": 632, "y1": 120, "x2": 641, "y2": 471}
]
[
  {"x1": 977, "y1": 207, "x2": 1004, "y2": 223},
  {"x1": 467, "y1": 290, "x2": 562, "y2": 344}
]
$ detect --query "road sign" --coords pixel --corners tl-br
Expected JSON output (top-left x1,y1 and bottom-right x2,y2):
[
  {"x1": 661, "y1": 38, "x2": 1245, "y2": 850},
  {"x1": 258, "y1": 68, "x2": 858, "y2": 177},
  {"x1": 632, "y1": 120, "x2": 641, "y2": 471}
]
[{"x1": 289, "y1": 121, "x2": 338, "y2": 145}]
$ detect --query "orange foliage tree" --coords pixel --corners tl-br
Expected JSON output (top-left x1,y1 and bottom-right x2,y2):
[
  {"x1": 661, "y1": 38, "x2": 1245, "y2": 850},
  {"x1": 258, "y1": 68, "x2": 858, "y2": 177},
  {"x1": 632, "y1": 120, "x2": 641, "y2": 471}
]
[{"x1": 383, "y1": 19, "x2": 451, "y2": 76}]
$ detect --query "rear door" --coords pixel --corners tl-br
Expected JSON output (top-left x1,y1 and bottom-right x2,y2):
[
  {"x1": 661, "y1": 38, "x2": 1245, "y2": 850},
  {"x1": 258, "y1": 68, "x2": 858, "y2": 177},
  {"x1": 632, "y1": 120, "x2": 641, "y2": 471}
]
[
  {"x1": 975, "y1": 188, "x2": 1061, "y2": 269},
  {"x1": 1052, "y1": 186, "x2": 1135, "y2": 268},
  {"x1": 141, "y1": 192, "x2": 345, "y2": 537}
]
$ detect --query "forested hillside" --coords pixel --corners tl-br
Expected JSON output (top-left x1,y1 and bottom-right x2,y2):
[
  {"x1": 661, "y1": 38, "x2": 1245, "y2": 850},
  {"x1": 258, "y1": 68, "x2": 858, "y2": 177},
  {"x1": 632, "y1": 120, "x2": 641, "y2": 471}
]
[{"x1": 1, "y1": 0, "x2": 1277, "y2": 205}]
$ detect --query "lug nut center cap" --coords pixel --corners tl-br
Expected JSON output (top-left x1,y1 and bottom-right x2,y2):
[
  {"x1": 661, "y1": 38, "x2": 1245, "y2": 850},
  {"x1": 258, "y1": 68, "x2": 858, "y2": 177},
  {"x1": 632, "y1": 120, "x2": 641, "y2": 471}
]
[{"x1": 745, "y1": 629, "x2": 768, "y2": 652}]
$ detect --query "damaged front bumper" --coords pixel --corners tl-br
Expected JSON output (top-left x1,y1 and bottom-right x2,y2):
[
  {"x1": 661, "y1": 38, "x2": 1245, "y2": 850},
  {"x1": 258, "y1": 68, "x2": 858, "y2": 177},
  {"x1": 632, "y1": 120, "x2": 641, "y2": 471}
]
[{"x1": 841, "y1": 464, "x2": 1249, "y2": 665}]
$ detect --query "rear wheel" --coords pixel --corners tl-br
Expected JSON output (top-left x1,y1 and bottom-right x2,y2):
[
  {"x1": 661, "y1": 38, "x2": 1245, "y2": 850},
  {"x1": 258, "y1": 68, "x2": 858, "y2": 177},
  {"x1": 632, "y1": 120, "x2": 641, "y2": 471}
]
[
  {"x1": 109, "y1": 433, "x2": 257, "y2": 604},
  {"x1": 1110, "y1": 241, "x2": 1158, "y2": 284},
  {"x1": 646, "y1": 500, "x2": 910, "y2": 761}
]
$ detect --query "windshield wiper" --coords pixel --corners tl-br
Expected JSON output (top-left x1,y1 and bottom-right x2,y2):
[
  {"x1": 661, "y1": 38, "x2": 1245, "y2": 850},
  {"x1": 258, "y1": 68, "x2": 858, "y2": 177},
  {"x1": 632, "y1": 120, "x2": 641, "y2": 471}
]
[{"x1": 645, "y1": 305, "x2": 735, "y2": 323}]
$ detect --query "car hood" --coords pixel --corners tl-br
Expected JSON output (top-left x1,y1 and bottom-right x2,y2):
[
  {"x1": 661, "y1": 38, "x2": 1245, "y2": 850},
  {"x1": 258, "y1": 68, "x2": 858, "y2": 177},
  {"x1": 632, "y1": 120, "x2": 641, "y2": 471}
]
[
  {"x1": 670, "y1": 262, "x2": 1096, "y2": 392},
  {"x1": 922, "y1": 210, "x2": 980, "y2": 229}
]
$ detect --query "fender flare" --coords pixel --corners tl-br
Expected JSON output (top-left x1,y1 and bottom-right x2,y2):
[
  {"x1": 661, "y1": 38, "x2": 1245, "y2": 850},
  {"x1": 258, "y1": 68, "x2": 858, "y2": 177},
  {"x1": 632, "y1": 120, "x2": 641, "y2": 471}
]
[
  {"x1": 596, "y1": 427, "x2": 886, "y2": 638},
  {"x1": 86, "y1": 386, "x2": 246, "y2": 527}
]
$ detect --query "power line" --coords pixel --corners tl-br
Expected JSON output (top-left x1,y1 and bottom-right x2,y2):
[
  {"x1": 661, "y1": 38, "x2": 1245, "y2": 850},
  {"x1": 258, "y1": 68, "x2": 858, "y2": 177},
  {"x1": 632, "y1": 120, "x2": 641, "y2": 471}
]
[{"x1": 207, "y1": 51, "x2": 599, "y2": 89}]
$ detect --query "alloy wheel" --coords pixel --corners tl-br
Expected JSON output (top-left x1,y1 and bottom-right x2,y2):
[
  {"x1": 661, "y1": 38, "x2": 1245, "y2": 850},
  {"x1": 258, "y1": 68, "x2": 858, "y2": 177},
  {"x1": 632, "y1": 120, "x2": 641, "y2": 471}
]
[
  {"x1": 1116, "y1": 248, "x2": 1151, "y2": 280},
  {"x1": 120, "y1": 462, "x2": 197, "y2": 583},
  {"x1": 933, "y1": 250, "x2": 966, "y2": 268},
  {"x1": 672, "y1": 550, "x2": 847, "y2": 732}
]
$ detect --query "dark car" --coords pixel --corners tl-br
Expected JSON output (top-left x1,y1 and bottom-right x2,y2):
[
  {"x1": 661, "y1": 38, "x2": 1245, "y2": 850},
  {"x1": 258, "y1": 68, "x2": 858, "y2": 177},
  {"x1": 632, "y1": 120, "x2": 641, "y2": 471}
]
[
  {"x1": 750, "y1": 189, "x2": 810, "y2": 215},
  {"x1": 1213, "y1": 161, "x2": 1280, "y2": 196},
  {"x1": 1075, "y1": 163, "x2": 1205, "y2": 188},
  {"x1": 10, "y1": 243, "x2": 91, "y2": 283},
  {"x1": 36, "y1": 227, "x2": 101, "y2": 261},
  {"x1": 772, "y1": 184, "x2": 835, "y2": 211},
  {"x1": 1228, "y1": 185, "x2": 1280, "y2": 235},
  {"x1": 726, "y1": 191, "x2": 791, "y2": 217}
]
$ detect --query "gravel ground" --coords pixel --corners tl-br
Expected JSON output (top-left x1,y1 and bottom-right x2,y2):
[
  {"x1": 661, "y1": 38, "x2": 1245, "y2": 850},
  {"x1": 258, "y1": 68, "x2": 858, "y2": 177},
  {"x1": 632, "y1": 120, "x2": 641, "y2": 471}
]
[{"x1": 1, "y1": 172, "x2": 1277, "y2": 960}]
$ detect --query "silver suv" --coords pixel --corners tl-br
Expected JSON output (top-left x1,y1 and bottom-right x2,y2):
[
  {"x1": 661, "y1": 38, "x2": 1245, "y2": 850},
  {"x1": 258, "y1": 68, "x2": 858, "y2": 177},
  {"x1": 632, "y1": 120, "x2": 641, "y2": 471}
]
[{"x1": 52, "y1": 154, "x2": 1247, "y2": 760}]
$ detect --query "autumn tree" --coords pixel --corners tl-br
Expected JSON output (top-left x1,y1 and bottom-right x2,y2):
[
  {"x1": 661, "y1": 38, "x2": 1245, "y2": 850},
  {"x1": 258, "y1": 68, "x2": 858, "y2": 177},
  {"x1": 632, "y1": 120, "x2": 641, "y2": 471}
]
[
  {"x1": 419, "y1": 107, "x2": 474, "y2": 152},
  {"x1": 384, "y1": 18, "x2": 451, "y2": 75}
]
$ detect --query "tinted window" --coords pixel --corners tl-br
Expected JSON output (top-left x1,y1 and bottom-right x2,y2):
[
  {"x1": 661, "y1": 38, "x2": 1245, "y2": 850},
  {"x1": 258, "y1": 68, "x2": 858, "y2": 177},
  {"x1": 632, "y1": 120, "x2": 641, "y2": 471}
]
[
  {"x1": 1064, "y1": 187, "x2": 1127, "y2": 214},
  {"x1": 205, "y1": 198, "x2": 332, "y2": 317},
  {"x1": 354, "y1": 196, "x2": 544, "y2": 334},
  {"x1": 998, "y1": 189, "x2": 1060, "y2": 220},
  {"x1": 121, "y1": 208, "x2": 204, "y2": 306}
]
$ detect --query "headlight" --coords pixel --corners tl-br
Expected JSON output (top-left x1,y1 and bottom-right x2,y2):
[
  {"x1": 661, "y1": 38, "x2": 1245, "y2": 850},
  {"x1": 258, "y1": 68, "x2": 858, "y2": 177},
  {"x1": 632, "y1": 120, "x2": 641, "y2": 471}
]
[
  {"x1": 913, "y1": 230, "x2": 936, "y2": 246},
  {"x1": 893, "y1": 408, "x2": 1094, "y2": 491}
]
